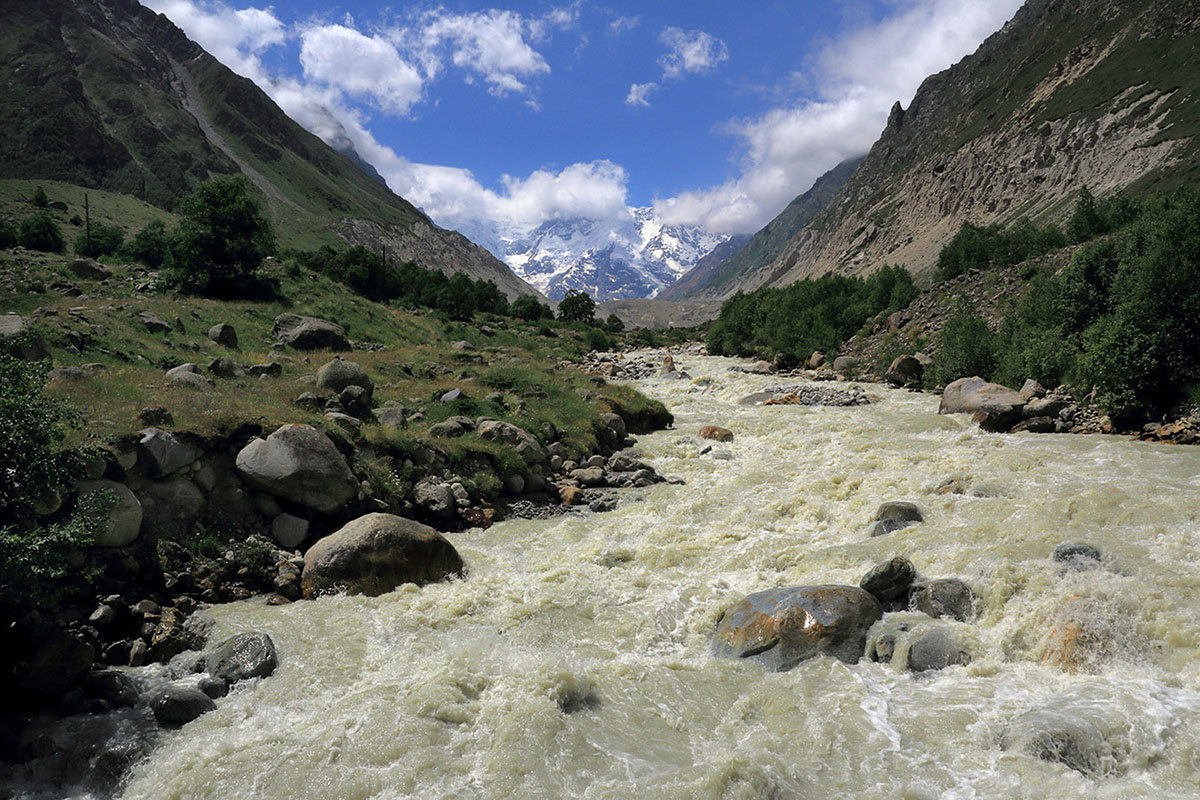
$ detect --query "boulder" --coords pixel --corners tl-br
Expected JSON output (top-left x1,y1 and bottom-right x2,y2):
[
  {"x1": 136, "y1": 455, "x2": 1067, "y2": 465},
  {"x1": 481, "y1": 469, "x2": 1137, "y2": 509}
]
[
  {"x1": 910, "y1": 579, "x2": 975, "y2": 621},
  {"x1": 884, "y1": 355, "x2": 923, "y2": 387},
  {"x1": 939, "y1": 377, "x2": 1027, "y2": 431},
  {"x1": 316, "y1": 357, "x2": 373, "y2": 396},
  {"x1": 807, "y1": 351, "x2": 826, "y2": 370},
  {"x1": 205, "y1": 632, "x2": 278, "y2": 684},
  {"x1": 151, "y1": 686, "x2": 215, "y2": 728},
  {"x1": 440, "y1": 388, "x2": 464, "y2": 404},
  {"x1": 1000, "y1": 695, "x2": 1130, "y2": 776},
  {"x1": 136, "y1": 428, "x2": 201, "y2": 477},
  {"x1": 859, "y1": 556, "x2": 916, "y2": 602},
  {"x1": 832, "y1": 356, "x2": 857, "y2": 373},
  {"x1": 600, "y1": 412, "x2": 626, "y2": 440},
  {"x1": 69, "y1": 257, "x2": 110, "y2": 279},
  {"x1": 375, "y1": 405, "x2": 407, "y2": 427},
  {"x1": 207, "y1": 323, "x2": 238, "y2": 349},
  {"x1": 301, "y1": 513, "x2": 464, "y2": 598},
  {"x1": 906, "y1": 628, "x2": 971, "y2": 672},
  {"x1": 207, "y1": 357, "x2": 244, "y2": 379},
  {"x1": 167, "y1": 370, "x2": 215, "y2": 391},
  {"x1": 699, "y1": 426, "x2": 734, "y2": 443},
  {"x1": 235, "y1": 424, "x2": 358, "y2": 513},
  {"x1": 75, "y1": 480, "x2": 142, "y2": 547},
  {"x1": 0, "y1": 314, "x2": 51, "y2": 360},
  {"x1": 324, "y1": 411, "x2": 361, "y2": 437},
  {"x1": 1020, "y1": 379, "x2": 1047, "y2": 398},
  {"x1": 138, "y1": 406, "x2": 173, "y2": 427},
  {"x1": 429, "y1": 416, "x2": 474, "y2": 438},
  {"x1": 414, "y1": 480, "x2": 456, "y2": 520},
  {"x1": 1024, "y1": 396, "x2": 1071, "y2": 418},
  {"x1": 8, "y1": 623, "x2": 93, "y2": 699},
  {"x1": 570, "y1": 467, "x2": 605, "y2": 487},
  {"x1": 870, "y1": 501, "x2": 923, "y2": 537},
  {"x1": 477, "y1": 420, "x2": 548, "y2": 465},
  {"x1": 138, "y1": 311, "x2": 172, "y2": 334},
  {"x1": 1011, "y1": 417, "x2": 1057, "y2": 434},
  {"x1": 272, "y1": 313, "x2": 350, "y2": 352},
  {"x1": 140, "y1": 478, "x2": 205, "y2": 539},
  {"x1": 83, "y1": 670, "x2": 140, "y2": 708},
  {"x1": 271, "y1": 513, "x2": 310, "y2": 548},
  {"x1": 711, "y1": 585, "x2": 882, "y2": 671},
  {"x1": 247, "y1": 362, "x2": 282, "y2": 378},
  {"x1": 1053, "y1": 543, "x2": 1102, "y2": 573},
  {"x1": 559, "y1": 485, "x2": 585, "y2": 505},
  {"x1": 661, "y1": 354, "x2": 677, "y2": 375}
]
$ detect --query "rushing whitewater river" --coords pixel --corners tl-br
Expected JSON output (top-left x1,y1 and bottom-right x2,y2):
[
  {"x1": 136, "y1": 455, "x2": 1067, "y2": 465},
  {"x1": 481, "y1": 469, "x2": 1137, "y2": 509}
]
[{"x1": 116, "y1": 354, "x2": 1200, "y2": 799}]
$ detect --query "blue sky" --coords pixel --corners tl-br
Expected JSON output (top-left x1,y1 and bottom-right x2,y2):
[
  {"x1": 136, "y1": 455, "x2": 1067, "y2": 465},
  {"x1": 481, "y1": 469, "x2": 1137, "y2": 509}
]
[{"x1": 144, "y1": 0, "x2": 1023, "y2": 234}]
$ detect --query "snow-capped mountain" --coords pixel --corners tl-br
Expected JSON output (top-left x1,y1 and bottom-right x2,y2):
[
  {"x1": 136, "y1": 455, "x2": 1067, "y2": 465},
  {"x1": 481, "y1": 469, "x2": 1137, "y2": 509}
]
[{"x1": 458, "y1": 210, "x2": 729, "y2": 301}]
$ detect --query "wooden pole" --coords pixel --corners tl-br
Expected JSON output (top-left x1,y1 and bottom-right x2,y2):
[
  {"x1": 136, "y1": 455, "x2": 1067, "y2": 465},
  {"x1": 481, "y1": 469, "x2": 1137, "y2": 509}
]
[{"x1": 84, "y1": 193, "x2": 91, "y2": 252}]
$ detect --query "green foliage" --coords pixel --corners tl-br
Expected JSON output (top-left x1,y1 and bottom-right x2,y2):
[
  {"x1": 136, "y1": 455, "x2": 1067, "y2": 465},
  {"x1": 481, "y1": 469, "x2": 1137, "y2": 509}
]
[
  {"x1": 557, "y1": 289, "x2": 596, "y2": 324},
  {"x1": 935, "y1": 218, "x2": 1067, "y2": 280},
  {"x1": 603, "y1": 313, "x2": 625, "y2": 333},
  {"x1": 0, "y1": 490, "x2": 109, "y2": 611},
  {"x1": 707, "y1": 265, "x2": 917, "y2": 364},
  {"x1": 30, "y1": 187, "x2": 48, "y2": 208},
  {"x1": 164, "y1": 176, "x2": 276, "y2": 298},
  {"x1": 120, "y1": 219, "x2": 169, "y2": 267},
  {"x1": 73, "y1": 222, "x2": 125, "y2": 258},
  {"x1": 18, "y1": 212, "x2": 64, "y2": 252},
  {"x1": 583, "y1": 326, "x2": 614, "y2": 352},
  {"x1": 931, "y1": 306, "x2": 997, "y2": 386},
  {"x1": 511, "y1": 294, "x2": 553, "y2": 321},
  {"x1": 0, "y1": 218, "x2": 16, "y2": 249},
  {"x1": 1068, "y1": 186, "x2": 1105, "y2": 243}
]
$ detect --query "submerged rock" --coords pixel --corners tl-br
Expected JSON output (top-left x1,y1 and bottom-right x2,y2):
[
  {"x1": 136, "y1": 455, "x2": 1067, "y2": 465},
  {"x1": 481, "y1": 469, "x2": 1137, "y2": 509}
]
[
  {"x1": 699, "y1": 425, "x2": 734, "y2": 442},
  {"x1": 205, "y1": 632, "x2": 278, "y2": 684},
  {"x1": 151, "y1": 685, "x2": 215, "y2": 728},
  {"x1": 910, "y1": 579, "x2": 976, "y2": 621},
  {"x1": 712, "y1": 585, "x2": 882, "y2": 671},
  {"x1": 870, "y1": 501, "x2": 923, "y2": 537},
  {"x1": 1053, "y1": 543, "x2": 1102, "y2": 572}
]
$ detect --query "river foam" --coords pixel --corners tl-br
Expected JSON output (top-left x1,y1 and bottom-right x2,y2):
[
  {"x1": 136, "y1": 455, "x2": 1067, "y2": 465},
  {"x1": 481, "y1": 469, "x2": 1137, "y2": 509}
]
[{"x1": 114, "y1": 354, "x2": 1200, "y2": 799}]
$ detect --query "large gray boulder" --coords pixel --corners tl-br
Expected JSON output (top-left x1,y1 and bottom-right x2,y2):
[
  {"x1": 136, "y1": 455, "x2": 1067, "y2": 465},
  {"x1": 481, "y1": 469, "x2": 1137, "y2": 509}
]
[
  {"x1": 316, "y1": 357, "x2": 373, "y2": 396},
  {"x1": 75, "y1": 480, "x2": 142, "y2": 546},
  {"x1": 939, "y1": 377, "x2": 1027, "y2": 431},
  {"x1": 301, "y1": 513, "x2": 464, "y2": 598},
  {"x1": 273, "y1": 313, "x2": 350, "y2": 352},
  {"x1": 414, "y1": 480, "x2": 456, "y2": 520},
  {"x1": 207, "y1": 323, "x2": 238, "y2": 349},
  {"x1": 205, "y1": 632, "x2": 278, "y2": 684},
  {"x1": 712, "y1": 585, "x2": 882, "y2": 671},
  {"x1": 859, "y1": 556, "x2": 916, "y2": 602},
  {"x1": 884, "y1": 355, "x2": 923, "y2": 387},
  {"x1": 9, "y1": 623, "x2": 94, "y2": 699},
  {"x1": 477, "y1": 420, "x2": 548, "y2": 465},
  {"x1": 235, "y1": 424, "x2": 358, "y2": 513},
  {"x1": 136, "y1": 428, "x2": 201, "y2": 477},
  {"x1": 0, "y1": 314, "x2": 50, "y2": 361}
]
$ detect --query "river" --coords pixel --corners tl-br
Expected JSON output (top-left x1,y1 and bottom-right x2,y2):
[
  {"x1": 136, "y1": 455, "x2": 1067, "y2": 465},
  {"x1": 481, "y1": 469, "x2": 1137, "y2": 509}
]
[{"x1": 115, "y1": 354, "x2": 1200, "y2": 799}]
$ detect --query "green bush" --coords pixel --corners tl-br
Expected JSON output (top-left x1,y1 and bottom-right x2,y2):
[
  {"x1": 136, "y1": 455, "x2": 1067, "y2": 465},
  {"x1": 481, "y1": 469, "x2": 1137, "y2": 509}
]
[
  {"x1": 603, "y1": 313, "x2": 625, "y2": 333},
  {"x1": 73, "y1": 222, "x2": 125, "y2": 258},
  {"x1": 511, "y1": 294, "x2": 553, "y2": 321},
  {"x1": 31, "y1": 186, "x2": 49, "y2": 208},
  {"x1": 164, "y1": 176, "x2": 276, "y2": 298},
  {"x1": 583, "y1": 326, "x2": 614, "y2": 352},
  {"x1": 936, "y1": 218, "x2": 1066, "y2": 280},
  {"x1": 120, "y1": 219, "x2": 169, "y2": 267},
  {"x1": 931, "y1": 306, "x2": 997, "y2": 386},
  {"x1": 18, "y1": 213, "x2": 64, "y2": 252},
  {"x1": 557, "y1": 289, "x2": 596, "y2": 324},
  {"x1": 0, "y1": 218, "x2": 16, "y2": 249}
]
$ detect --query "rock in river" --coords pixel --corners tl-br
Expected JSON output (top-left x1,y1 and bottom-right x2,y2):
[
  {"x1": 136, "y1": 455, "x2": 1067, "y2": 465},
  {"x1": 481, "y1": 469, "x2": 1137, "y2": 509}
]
[
  {"x1": 301, "y1": 513, "x2": 465, "y2": 599},
  {"x1": 712, "y1": 585, "x2": 882, "y2": 671},
  {"x1": 205, "y1": 632, "x2": 278, "y2": 684},
  {"x1": 939, "y1": 376, "x2": 1027, "y2": 431},
  {"x1": 151, "y1": 685, "x2": 216, "y2": 728}
]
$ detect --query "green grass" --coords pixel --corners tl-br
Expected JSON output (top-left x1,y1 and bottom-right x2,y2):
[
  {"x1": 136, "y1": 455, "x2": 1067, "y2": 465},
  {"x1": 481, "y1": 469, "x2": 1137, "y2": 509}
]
[{"x1": 0, "y1": 179, "x2": 178, "y2": 247}]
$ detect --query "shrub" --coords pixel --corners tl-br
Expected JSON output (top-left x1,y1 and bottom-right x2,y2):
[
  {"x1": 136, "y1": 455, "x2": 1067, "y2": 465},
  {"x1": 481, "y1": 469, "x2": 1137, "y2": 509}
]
[
  {"x1": 0, "y1": 219, "x2": 16, "y2": 249},
  {"x1": 18, "y1": 213, "x2": 64, "y2": 252},
  {"x1": 165, "y1": 176, "x2": 276, "y2": 298},
  {"x1": 584, "y1": 326, "x2": 614, "y2": 352},
  {"x1": 31, "y1": 186, "x2": 49, "y2": 208},
  {"x1": 935, "y1": 219, "x2": 1066, "y2": 280},
  {"x1": 931, "y1": 306, "x2": 997, "y2": 386},
  {"x1": 511, "y1": 294, "x2": 553, "y2": 321},
  {"x1": 120, "y1": 219, "x2": 169, "y2": 267},
  {"x1": 557, "y1": 289, "x2": 596, "y2": 325},
  {"x1": 73, "y1": 222, "x2": 125, "y2": 258},
  {"x1": 603, "y1": 313, "x2": 625, "y2": 333},
  {"x1": 1068, "y1": 186, "x2": 1105, "y2": 244}
]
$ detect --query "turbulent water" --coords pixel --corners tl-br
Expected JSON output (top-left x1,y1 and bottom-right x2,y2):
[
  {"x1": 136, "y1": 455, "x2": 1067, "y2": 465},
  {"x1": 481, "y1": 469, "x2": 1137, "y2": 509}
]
[{"x1": 104, "y1": 355, "x2": 1200, "y2": 798}]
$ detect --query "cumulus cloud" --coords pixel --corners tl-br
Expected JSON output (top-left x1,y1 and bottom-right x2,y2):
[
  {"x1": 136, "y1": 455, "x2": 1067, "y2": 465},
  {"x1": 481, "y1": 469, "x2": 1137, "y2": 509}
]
[
  {"x1": 658, "y1": 27, "x2": 729, "y2": 79},
  {"x1": 142, "y1": 0, "x2": 283, "y2": 80},
  {"x1": 625, "y1": 82, "x2": 657, "y2": 108},
  {"x1": 299, "y1": 25, "x2": 424, "y2": 114},
  {"x1": 656, "y1": 0, "x2": 1024, "y2": 233},
  {"x1": 608, "y1": 15, "x2": 640, "y2": 36}
]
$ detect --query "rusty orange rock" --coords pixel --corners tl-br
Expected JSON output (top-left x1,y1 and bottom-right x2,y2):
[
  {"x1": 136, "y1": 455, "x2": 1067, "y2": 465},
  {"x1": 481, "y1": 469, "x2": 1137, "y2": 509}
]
[
  {"x1": 699, "y1": 425, "x2": 734, "y2": 442},
  {"x1": 559, "y1": 485, "x2": 585, "y2": 506}
]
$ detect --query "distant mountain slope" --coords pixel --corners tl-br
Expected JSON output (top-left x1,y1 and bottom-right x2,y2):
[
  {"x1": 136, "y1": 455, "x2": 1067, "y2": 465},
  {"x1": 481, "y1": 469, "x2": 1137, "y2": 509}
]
[
  {"x1": 660, "y1": 156, "x2": 862, "y2": 300},
  {"x1": 0, "y1": 0, "x2": 537, "y2": 297},
  {"x1": 709, "y1": 0, "x2": 1200, "y2": 295}
]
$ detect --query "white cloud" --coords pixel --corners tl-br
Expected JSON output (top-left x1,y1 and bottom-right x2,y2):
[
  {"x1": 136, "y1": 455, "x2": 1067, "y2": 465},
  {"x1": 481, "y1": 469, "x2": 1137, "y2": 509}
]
[
  {"x1": 608, "y1": 15, "x2": 640, "y2": 36},
  {"x1": 142, "y1": 0, "x2": 284, "y2": 80},
  {"x1": 625, "y1": 82, "x2": 657, "y2": 108},
  {"x1": 299, "y1": 25, "x2": 424, "y2": 115},
  {"x1": 656, "y1": 0, "x2": 1024, "y2": 233},
  {"x1": 657, "y1": 27, "x2": 729, "y2": 79}
]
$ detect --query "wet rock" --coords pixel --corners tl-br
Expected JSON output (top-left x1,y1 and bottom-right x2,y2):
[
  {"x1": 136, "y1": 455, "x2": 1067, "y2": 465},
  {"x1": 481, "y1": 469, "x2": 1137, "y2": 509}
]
[
  {"x1": 197, "y1": 676, "x2": 229, "y2": 699},
  {"x1": 1011, "y1": 416, "x2": 1057, "y2": 434},
  {"x1": 712, "y1": 585, "x2": 883, "y2": 671},
  {"x1": 608, "y1": 450, "x2": 650, "y2": 473},
  {"x1": 860, "y1": 556, "x2": 916, "y2": 602},
  {"x1": 148, "y1": 608, "x2": 214, "y2": 662},
  {"x1": 906, "y1": 628, "x2": 971, "y2": 672},
  {"x1": 1053, "y1": 543, "x2": 1102, "y2": 572},
  {"x1": 235, "y1": 424, "x2": 358, "y2": 513},
  {"x1": 75, "y1": 480, "x2": 142, "y2": 546},
  {"x1": 9, "y1": 623, "x2": 93, "y2": 700},
  {"x1": 1025, "y1": 396, "x2": 1070, "y2": 418},
  {"x1": 137, "y1": 311, "x2": 172, "y2": 334},
  {"x1": 301, "y1": 512, "x2": 464, "y2": 598},
  {"x1": 316, "y1": 357, "x2": 373, "y2": 396},
  {"x1": 271, "y1": 513, "x2": 309, "y2": 548},
  {"x1": 939, "y1": 376, "x2": 1026, "y2": 430},
  {"x1": 600, "y1": 412, "x2": 626, "y2": 441},
  {"x1": 208, "y1": 322, "x2": 238, "y2": 348},
  {"x1": 884, "y1": 355, "x2": 923, "y2": 387},
  {"x1": 570, "y1": 467, "x2": 605, "y2": 487},
  {"x1": 273, "y1": 313, "x2": 350, "y2": 351},
  {"x1": 1001, "y1": 695, "x2": 1130, "y2": 776},
  {"x1": 661, "y1": 353, "x2": 677, "y2": 374},
  {"x1": 699, "y1": 425, "x2": 734, "y2": 442},
  {"x1": 559, "y1": 485, "x2": 585, "y2": 506},
  {"x1": 151, "y1": 685, "x2": 215, "y2": 728},
  {"x1": 478, "y1": 420, "x2": 548, "y2": 465},
  {"x1": 82, "y1": 670, "x2": 139, "y2": 708},
  {"x1": 207, "y1": 357, "x2": 244, "y2": 379},
  {"x1": 870, "y1": 501, "x2": 923, "y2": 537},
  {"x1": 136, "y1": 428, "x2": 201, "y2": 477},
  {"x1": 205, "y1": 632, "x2": 278, "y2": 684},
  {"x1": 0, "y1": 314, "x2": 51, "y2": 360},
  {"x1": 910, "y1": 579, "x2": 975, "y2": 621}
]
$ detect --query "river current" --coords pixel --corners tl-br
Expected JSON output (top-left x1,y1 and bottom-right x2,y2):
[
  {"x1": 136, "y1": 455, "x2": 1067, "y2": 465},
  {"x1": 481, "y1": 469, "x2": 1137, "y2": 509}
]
[{"x1": 115, "y1": 354, "x2": 1200, "y2": 799}]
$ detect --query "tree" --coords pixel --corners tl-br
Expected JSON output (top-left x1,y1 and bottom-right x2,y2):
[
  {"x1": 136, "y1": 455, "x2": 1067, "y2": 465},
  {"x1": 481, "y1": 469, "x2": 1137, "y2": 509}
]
[
  {"x1": 120, "y1": 219, "x2": 169, "y2": 267},
  {"x1": 931, "y1": 305, "x2": 997, "y2": 386},
  {"x1": 31, "y1": 187, "x2": 49, "y2": 208},
  {"x1": 18, "y1": 213, "x2": 64, "y2": 252},
  {"x1": 165, "y1": 176, "x2": 276, "y2": 298},
  {"x1": 1068, "y1": 186, "x2": 1105, "y2": 243},
  {"x1": 511, "y1": 294, "x2": 553, "y2": 321},
  {"x1": 73, "y1": 222, "x2": 124, "y2": 258},
  {"x1": 557, "y1": 289, "x2": 596, "y2": 324},
  {"x1": 604, "y1": 313, "x2": 625, "y2": 333}
]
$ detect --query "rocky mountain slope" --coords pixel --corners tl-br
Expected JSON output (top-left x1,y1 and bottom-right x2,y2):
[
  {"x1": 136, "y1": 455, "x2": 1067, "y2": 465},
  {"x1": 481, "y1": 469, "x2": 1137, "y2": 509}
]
[
  {"x1": 462, "y1": 210, "x2": 728, "y2": 301},
  {"x1": 0, "y1": 0, "x2": 537, "y2": 298},
  {"x1": 704, "y1": 0, "x2": 1200, "y2": 296}
]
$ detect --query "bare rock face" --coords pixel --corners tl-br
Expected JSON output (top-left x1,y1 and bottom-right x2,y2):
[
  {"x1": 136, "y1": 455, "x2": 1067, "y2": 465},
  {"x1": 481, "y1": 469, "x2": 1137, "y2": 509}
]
[
  {"x1": 301, "y1": 513, "x2": 464, "y2": 599},
  {"x1": 711, "y1": 585, "x2": 883, "y2": 671},
  {"x1": 235, "y1": 424, "x2": 358, "y2": 513},
  {"x1": 272, "y1": 313, "x2": 350, "y2": 352}
]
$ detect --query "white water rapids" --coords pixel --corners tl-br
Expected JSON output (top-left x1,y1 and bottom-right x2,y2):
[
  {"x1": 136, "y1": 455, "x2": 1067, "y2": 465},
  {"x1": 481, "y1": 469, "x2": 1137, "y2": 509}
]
[{"x1": 113, "y1": 354, "x2": 1200, "y2": 799}]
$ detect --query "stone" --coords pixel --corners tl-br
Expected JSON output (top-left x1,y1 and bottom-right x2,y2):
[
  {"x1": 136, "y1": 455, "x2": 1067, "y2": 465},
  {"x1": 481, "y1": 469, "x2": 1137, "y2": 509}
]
[
  {"x1": 1001, "y1": 695, "x2": 1126, "y2": 776},
  {"x1": 324, "y1": 411, "x2": 361, "y2": 437},
  {"x1": 207, "y1": 323, "x2": 238, "y2": 348},
  {"x1": 906, "y1": 629, "x2": 971, "y2": 672},
  {"x1": 600, "y1": 412, "x2": 626, "y2": 440},
  {"x1": 939, "y1": 376, "x2": 1027, "y2": 430},
  {"x1": 478, "y1": 420, "x2": 548, "y2": 465},
  {"x1": 859, "y1": 556, "x2": 916, "y2": 602},
  {"x1": 807, "y1": 351, "x2": 826, "y2": 370},
  {"x1": 504, "y1": 472, "x2": 526, "y2": 495},
  {"x1": 151, "y1": 686, "x2": 215, "y2": 728},
  {"x1": 452, "y1": 340, "x2": 475, "y2": 351},
  {"x1": 83, "y1": 670, "x2": 139, "y2": 708},
  {"x1": 247, "y1": 362, "x2": 282, "y2": 378},
  {"x1": 235, "y1": 424, "x2": 358, "y2": 513},
  {"x1": 832, "y1": 356, "x2": 858, "y2": 373},
  {"x1": 197, "y1": 676, "x2": 229, "y2": 699},
  {"x1": 429, "y1": 416, "x2": 474, "y2": 437},
  {"x1": 1053, "y1": 543, "x2": 1102, "y2": 572},
  {"x1": 316, "y1": 357, "x2": 373, "y2": 396},
  {"x1": 699, "y1": 426, "x2": 734, "y2": 443},
  {"x1": 136, "y1": 428, "x2": 201, "y2": 477},
  {"x1": 1011, "y1": 417, "x2": 1057, "y2": 434},
  {"x1": 9, "y1": 624, "x2": 94, "y2": 699},
  {"x1": 884, "y1": 355, "x2": 923, "y2": 387},
  {"x1": 294, "y1": 392, "x2": 322, "y2": 412},
  {"x1": 661, "y1": 354, "x2": 677, "y2": 374},
  {"x1": 1020, "y1": 379, "x2": 1047, "y2": 398},
  {"x1": 164, "y1": 363, "x2": 201, "y2": 379},
  {"x1": 141, "y1": 478, "x2": 204, "y2": 539},
  {"x1": 1025, "y1": 396, "x2": 1071, "y2": 418},
  {"x1": 271, "y1": 513, "x2": 310, "y2": 548},
  {"x1": 0, "y1": 314, "x2": 51, "y2": 360},
  {"x1": 569, "y1": 467, "x2": 604, "y2": 487},
  {"x1": 69, "y1": 258, "x2": 110, "y2": 279},
  {"x1": 207, "y1": 357, "x2": 244, "y2": 379},
  {"x1": 376, "y1": 405, "x2": 407, "y2": 427},
  {"x1": 910, "y1": 579, "x2": 975, "y2": 621},
  {"x1": 75, "y1": 480, "x2": 142, "y2": 547},
  {"x1": 440, "y1": 388, "x2": 463, "y2": 403},
  {"x1": 301, "y1": 513, "x2": 464, "y2": 598},
  {"x1": 870, "y1": 501, "x2": 923, "y2": 537},
  {"x1": 169, "y1": 370, "x2": 215, "y2": 392},
  {"x1": 205, "y1": 632, "x2": 278, "y2": 684},
  {"x1": 138, "y1": 406, "x2": 173, "y2": 427},
  {"x1": 137, "y1": 311, "x2": 172, "y2": 334},
  {"x1": 711, "y1": 586, "x2": 883, "y2": 671},
  {"x1": 272, "y1": 313, "x2": 350, "y2": 352},
  {"x1": 608, "y1": 451, "x2": 650, "y2": 473},
  {"x1": 559, "y1": 485, "x2": 585, "y2": 505},
  {"x1": 414, "y1": 480, "x2": 456, "y2": 520}
]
